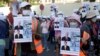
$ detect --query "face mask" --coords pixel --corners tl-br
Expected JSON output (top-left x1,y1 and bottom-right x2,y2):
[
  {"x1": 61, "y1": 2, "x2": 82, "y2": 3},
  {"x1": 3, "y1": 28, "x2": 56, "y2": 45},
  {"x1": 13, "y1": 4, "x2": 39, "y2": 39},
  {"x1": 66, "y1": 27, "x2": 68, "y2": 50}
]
[
  {"x1": 92, "y1": 18, "x2": 97, "y2": 22},
  {"x1": 22, "y1": 10, "x2": 31, "y2": 16},
  {"x1": 70, "y1": 22, "x2": 78, "y2": 28}
]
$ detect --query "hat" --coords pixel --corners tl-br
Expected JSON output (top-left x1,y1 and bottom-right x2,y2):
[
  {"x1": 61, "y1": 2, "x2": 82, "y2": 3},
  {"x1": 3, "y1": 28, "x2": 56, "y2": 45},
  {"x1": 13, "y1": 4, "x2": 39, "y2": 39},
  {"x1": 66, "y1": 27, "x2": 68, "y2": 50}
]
[
  {"x1": 19, "y1": 1, "x2": 31, "y2": 9},
  {"x1": 96, "y1": 16, "x2": 100, "y2": 19},
  {"x1": 67, "y1": 13, "x2": 81, "y2": 24},
  {"x1": 57, "y1": 11, "x2": 63, "y2": 15},
  {"x1": 86, "y1": 10, "x2": 96, "y2": 19}
]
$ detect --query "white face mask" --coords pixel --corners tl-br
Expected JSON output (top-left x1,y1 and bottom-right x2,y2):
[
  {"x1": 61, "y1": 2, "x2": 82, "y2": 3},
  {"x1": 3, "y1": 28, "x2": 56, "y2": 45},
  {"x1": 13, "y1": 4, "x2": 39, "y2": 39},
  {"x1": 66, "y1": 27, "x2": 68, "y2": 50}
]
[
  {"x1": 92, "y1": 18, "x2": 97, "y2": 22},
  {"x1": 22, "y1": 10, "x2": 31, "y2": 16},
  {"x1": 70, "y1": 22, "x2": 78, "y2": 28}
]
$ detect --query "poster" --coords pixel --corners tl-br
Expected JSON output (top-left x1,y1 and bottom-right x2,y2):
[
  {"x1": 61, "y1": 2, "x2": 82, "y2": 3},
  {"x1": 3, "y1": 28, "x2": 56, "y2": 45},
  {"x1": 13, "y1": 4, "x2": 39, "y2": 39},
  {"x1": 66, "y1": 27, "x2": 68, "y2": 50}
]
[
  {"x1": 60, "y1": 28, "x2": 80, "y2": 56},
  {"x1": 54, "y1": 17, "x2": 64, "y2": 30},
  {"x1": 14, "y1": 16, "x2": 32, "y2": 43}
]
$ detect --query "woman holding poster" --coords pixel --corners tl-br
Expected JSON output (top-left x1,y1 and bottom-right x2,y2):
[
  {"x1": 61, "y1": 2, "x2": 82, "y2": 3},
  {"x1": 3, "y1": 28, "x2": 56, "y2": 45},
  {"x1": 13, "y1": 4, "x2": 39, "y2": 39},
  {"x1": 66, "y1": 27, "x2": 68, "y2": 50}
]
[
  {"x1": 61, "y1": 12, "x2": 82, "y2": 56},
  {"x1": 13, "y1": 1, "x2": 38, "y2": 56}
]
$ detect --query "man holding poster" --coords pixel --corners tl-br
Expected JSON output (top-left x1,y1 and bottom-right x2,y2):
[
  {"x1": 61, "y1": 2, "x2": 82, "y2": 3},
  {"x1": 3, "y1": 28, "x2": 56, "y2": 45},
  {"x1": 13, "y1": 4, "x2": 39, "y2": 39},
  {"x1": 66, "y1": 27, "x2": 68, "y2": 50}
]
[
  {"x1": 13, "y1": 1, "x2": 35, "y2": 56},
  {"x1": 60, "y1": 13, "x2": 81, "y2": 56}
]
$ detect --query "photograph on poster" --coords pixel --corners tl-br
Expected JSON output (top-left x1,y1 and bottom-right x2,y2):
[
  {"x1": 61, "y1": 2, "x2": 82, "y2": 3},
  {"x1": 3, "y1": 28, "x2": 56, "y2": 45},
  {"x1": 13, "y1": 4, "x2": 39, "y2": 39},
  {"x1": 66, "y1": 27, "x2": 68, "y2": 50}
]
[
  {"x1": 14, "y1": 16, "x2": 32, "y2": 43},
  {"x1": 54, "y1": 21, "x2": 59, "y2": 28},
  {"x1": 61, "y1": 41, "x2": 70, "y2": 51},
  {"x1": 14, "y1": 30, "x2": 23, "y2": 39},
  {"x1": 61, "y1": 32, "x2": 71, "y2": 41},
  {"x1": 54, "y1": 17, "x2": 64, "y2": 30},
  {"x1": 23, "y1": 20, "x2": 32, "y2": 38},
  {"x1": 70, "y1": 31, "x2": 80, "y2": 52},
  {"x1": 60, "y1": 28, "x2": 80, "y2": 56},
  {"x1": 14, "y1": 20, "x2": 23, "y2": 30}
]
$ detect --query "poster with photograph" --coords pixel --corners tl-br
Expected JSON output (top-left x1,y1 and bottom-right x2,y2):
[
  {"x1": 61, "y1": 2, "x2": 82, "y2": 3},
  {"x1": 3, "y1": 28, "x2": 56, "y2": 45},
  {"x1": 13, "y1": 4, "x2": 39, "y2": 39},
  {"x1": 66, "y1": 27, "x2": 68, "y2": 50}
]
[
  {"x1": 60, "y1": 28, "x2": 80, "y2": 56},
  {"x1": 54, "y1": 17, "x2": 64, "y2": 30},
  {"x1": 14, "y1": 16, "x2": 32, "y2": 43}
]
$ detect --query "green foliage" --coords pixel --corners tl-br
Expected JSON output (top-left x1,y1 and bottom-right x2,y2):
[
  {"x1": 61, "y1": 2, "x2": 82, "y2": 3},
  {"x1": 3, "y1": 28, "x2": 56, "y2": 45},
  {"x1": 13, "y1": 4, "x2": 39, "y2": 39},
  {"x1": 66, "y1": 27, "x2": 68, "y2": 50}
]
[
  {"x1": 0, "y1": 0, "x2": 40, "y2": 7},
  {"x1": 4, "y1": 0, "x2": 9, "y2": 3},
  {"x1": 0, "y1": 1, "x2": 5, "y2": 7},
  {"x1": 30, "y1": 0, "x2": 40, "y2": 5}
]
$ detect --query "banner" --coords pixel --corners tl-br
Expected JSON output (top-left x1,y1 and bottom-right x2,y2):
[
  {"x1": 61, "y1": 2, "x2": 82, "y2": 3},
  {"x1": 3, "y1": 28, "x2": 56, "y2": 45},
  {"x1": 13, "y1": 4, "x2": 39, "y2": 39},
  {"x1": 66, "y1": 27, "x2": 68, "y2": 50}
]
[
  {"x1": 14, "y1": 16, "x2": 32, "y2": 43},
  {"x1": 60, "y1": 28, "x2": 80, "y2": 56}
]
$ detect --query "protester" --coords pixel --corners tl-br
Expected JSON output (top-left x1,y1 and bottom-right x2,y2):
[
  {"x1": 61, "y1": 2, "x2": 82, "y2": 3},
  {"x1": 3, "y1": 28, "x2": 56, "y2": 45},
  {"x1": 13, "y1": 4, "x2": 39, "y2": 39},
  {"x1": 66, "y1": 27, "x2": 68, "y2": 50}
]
[
  {"x1": 0, "y1": 14, "x2": 9, "y2": 56},
  {"x1": 67, "y1": 12, "x2": 81, "y2": 28},
  {"x1": 48, "y1": 18, "x2": 55, "y2": 43},
  {"x1": 17, "y1": 1, "x2": 35, "y2": 56},
  {"x1": 41, "y1": 18, "x2": 50, "y2": 51},
  {"x1": 81, "y1": 10, "x2": 98, "y2": 56},
  {"x1": 95, "y1": 16, "x2": 100, "y2": 56},
  {"x1": 5, "y1": 1, "x2": 100, "y2": 56},
  {"x1": 9, "y1": 0, "x2": 19, "y2": 17}
]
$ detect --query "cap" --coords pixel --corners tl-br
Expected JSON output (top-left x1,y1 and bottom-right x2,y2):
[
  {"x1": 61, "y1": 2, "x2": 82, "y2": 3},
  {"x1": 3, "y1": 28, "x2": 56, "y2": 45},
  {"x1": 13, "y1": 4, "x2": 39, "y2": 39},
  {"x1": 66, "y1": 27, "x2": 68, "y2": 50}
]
[
  {"x1": 86, "y1": 10, "x2": 96, "y2": 19},
  {"x1": 19, "y1": 1, "x2": 31, "y2": 9}
]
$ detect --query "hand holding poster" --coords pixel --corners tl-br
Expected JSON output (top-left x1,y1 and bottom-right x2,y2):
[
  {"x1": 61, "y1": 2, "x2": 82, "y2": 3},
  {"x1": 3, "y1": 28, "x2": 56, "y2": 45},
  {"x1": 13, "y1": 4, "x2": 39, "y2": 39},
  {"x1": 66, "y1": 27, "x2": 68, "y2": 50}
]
[
  {"x1": 60, "y1": 28, "x2": 80, "y2": 56},
  {"x1": 14, "y1": 16, "x2": 32, "y2": 43}
]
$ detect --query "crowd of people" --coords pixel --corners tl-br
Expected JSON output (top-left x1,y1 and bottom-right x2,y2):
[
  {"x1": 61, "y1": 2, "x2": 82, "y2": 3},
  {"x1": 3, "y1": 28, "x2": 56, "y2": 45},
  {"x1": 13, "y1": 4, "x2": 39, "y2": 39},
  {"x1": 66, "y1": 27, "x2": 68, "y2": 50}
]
[{"x1": 0, "y1": 0, "x2": 100, "y2": 56}]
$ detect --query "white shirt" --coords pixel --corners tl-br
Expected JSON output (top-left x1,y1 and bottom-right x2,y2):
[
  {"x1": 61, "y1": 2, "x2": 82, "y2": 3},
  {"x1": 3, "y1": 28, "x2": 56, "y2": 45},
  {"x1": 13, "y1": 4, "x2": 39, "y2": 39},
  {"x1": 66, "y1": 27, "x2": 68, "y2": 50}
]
[{"x1": 41, "y1": 21, "x2": 49, "y2": 34}]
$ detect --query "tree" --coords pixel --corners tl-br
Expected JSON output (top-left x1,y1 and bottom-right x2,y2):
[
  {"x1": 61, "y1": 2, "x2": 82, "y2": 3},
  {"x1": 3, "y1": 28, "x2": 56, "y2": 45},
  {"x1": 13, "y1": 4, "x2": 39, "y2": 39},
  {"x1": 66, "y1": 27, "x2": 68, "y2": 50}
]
[
  {"x1": 3, "y1": 0, "x2": 10, "y2": 3},
  {"x1": 52, "y1": 0, "x2": 55, "y2": 3},
  {"x1": 89, "y1": 0, "x2": 95, "y2": 2}
]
